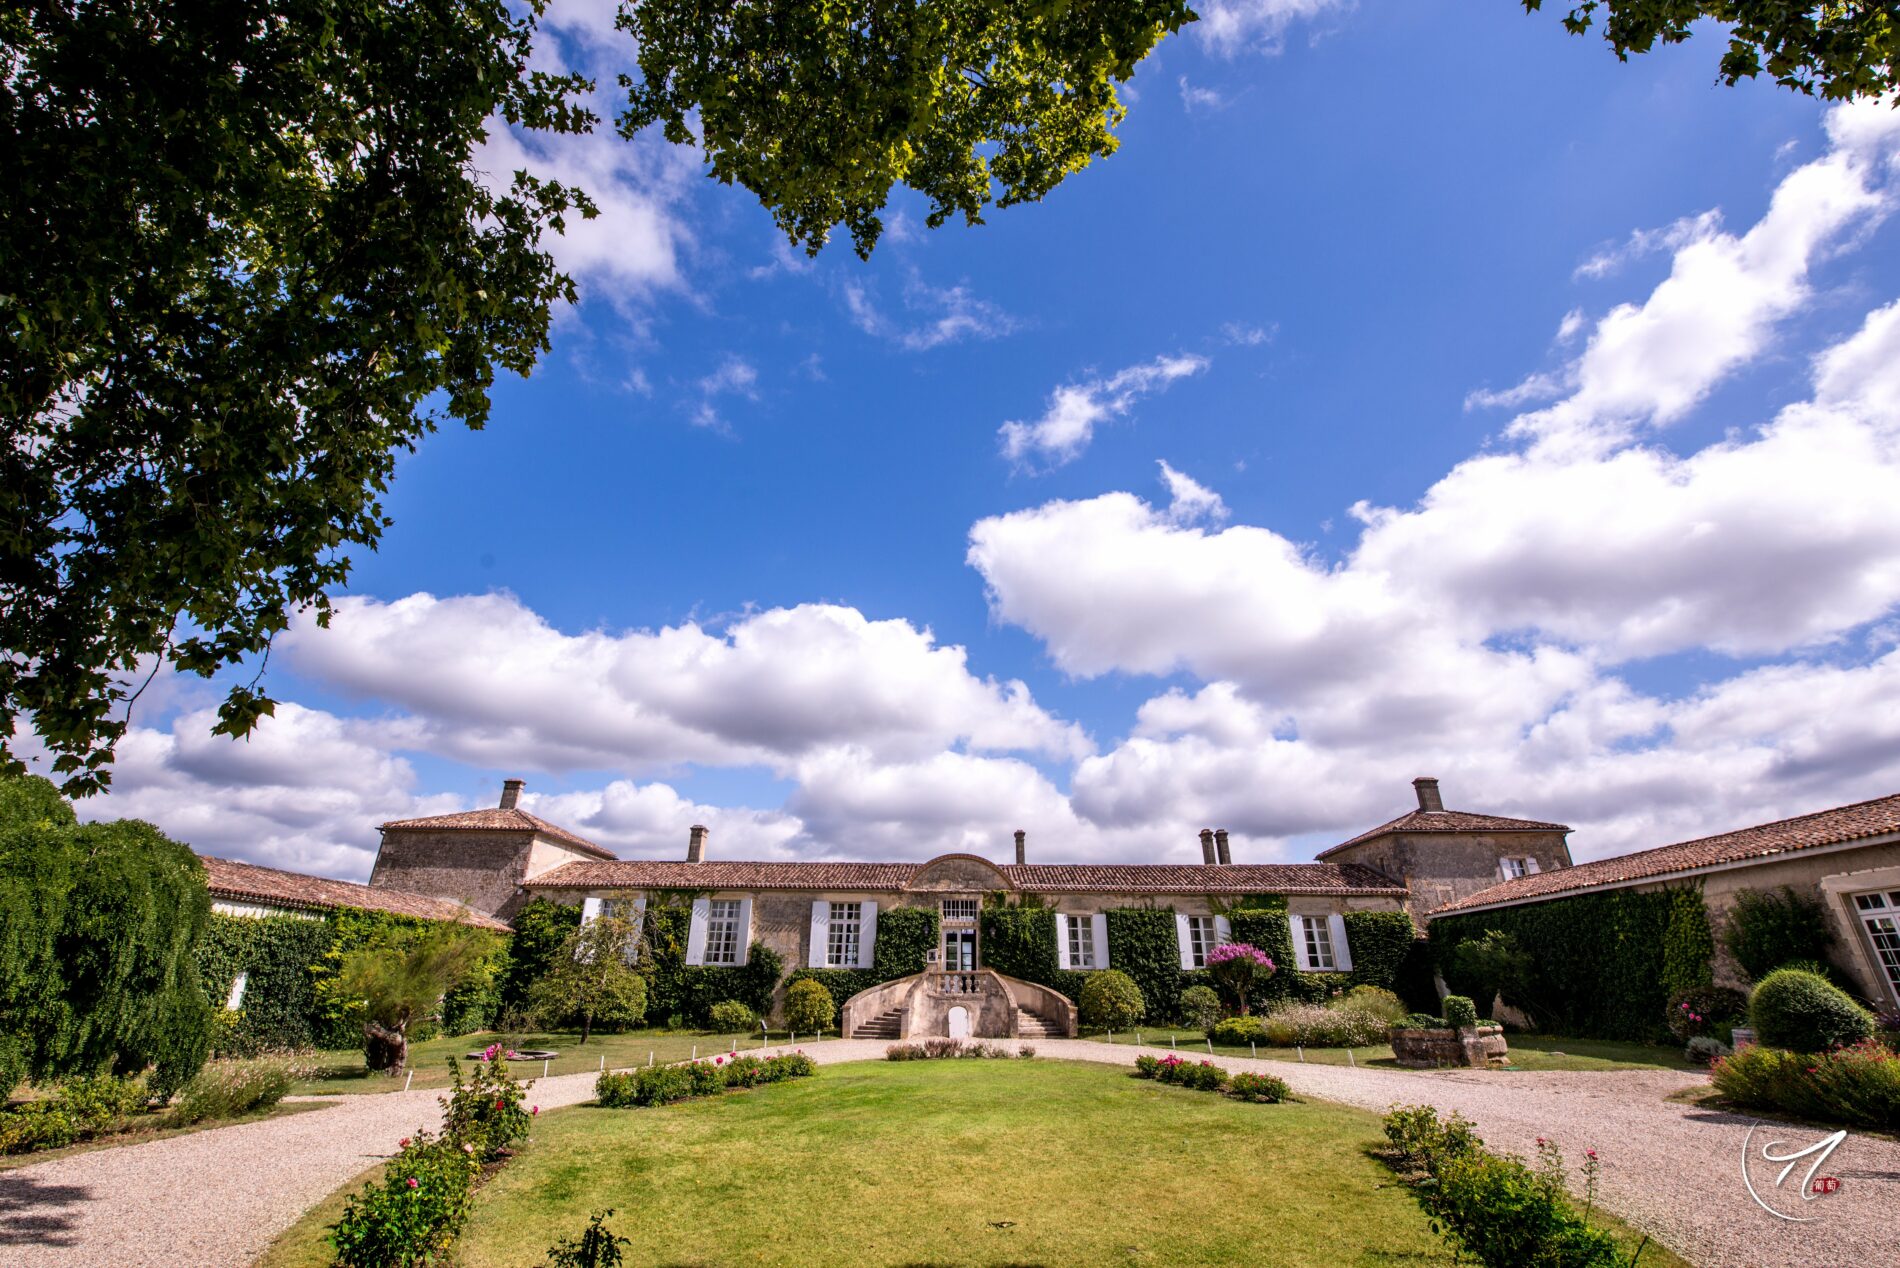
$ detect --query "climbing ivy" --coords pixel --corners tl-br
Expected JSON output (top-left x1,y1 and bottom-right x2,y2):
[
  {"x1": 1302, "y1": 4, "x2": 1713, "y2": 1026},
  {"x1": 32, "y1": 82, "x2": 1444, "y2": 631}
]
[
  {"x1": 1432, "y1": 885, "x2": 1712, "y2": 1040},
  {"x1": 781, "y1": 906, "x2": 942, "y2": 1022},
  {"x1": 978, "y1": 906, "x2": 1058, "y2": 984}
]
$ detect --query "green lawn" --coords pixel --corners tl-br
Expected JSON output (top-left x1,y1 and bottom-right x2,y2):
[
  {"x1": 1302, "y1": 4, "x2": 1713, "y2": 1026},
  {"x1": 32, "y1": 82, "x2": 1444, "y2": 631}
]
[
  {"x1": 1083, "y1": 1030, "x2": 1699, "y2": 1073},
  {"x1": 259, "y1": 1059, "x2": 1680, "y2": 1268},
  {"x1": 288, "y1": 1027, "x2": 838, "y2": 1096}
]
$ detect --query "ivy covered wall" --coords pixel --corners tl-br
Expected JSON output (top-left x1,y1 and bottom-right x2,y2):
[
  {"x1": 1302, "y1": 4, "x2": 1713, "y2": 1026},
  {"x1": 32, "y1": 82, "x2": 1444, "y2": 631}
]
[
  {"x1": 1431, "y1": 885, "x2": 1712, "y2": 1040},
  {"x1": 784, "y1": 906, "x2": 941, "y2": 1020}
]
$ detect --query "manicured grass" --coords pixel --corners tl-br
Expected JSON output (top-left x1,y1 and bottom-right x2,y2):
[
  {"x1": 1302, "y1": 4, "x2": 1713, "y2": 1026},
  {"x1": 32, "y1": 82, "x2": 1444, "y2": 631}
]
[
  {"x1": 287, "y1": 1027, "x2": 838, "y2": 1096},
  {"x1": 1084, "y1": 1030, "x2": 1698, "y2": 1073},
  {"x1": 263, "y1": 1059, "x2": 1464, "y2": 1267}
]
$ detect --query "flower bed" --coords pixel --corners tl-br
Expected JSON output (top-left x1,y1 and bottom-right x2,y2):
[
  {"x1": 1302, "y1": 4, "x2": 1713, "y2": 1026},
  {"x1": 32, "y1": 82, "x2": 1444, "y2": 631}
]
[
  {"x1": 594, "y1": 1051, "x2": 816, "y2": 1108},
  {"x1": 1710, "y1": 1039, "x2": 1900, "y2": 1131},
  {"x1": 885, "y1": 1038, "x2": 1034, "y2": 1060},
  {"x1": 1133, "y1": 1054, "x2": 1291, "y2": 1102}
]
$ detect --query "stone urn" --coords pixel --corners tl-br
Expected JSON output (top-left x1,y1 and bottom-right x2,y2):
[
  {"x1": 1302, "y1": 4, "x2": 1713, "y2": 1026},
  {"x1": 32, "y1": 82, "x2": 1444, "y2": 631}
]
[{"x1": 1390, "y1": 1023, "x2": 1510, "y2": 1069}]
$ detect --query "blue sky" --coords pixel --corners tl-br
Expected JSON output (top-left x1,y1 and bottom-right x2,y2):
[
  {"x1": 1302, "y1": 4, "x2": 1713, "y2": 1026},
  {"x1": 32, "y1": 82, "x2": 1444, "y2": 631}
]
[{"x1": 66, "y1": 2, "x2": 1900, "y2": 880}]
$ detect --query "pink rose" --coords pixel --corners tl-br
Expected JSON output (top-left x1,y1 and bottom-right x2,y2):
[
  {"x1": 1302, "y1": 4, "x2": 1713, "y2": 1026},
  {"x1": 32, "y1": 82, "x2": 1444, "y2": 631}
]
[
  {"x1": 398, "y1": 1137, "x2": 411, "y2": 1148},
  {"x1": 531, "y1": 1105, "x2": 539, "y2": 1116},
  {"x1": 406, "y1": 1178, "x2": 418, "y2": 1189}
]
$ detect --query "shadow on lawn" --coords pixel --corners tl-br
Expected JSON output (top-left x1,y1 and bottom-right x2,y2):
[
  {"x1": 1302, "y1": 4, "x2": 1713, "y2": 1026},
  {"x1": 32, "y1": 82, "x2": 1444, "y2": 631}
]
[{"x1": 0, "y1": 1170, "x2": 92, "y2": 1246}]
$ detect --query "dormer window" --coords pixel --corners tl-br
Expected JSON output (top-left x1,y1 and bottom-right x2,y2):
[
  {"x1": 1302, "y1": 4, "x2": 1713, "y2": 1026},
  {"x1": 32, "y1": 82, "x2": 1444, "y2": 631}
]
[{"x1": 1499, "y1": 857, "x2": 1540, "y2": 880}]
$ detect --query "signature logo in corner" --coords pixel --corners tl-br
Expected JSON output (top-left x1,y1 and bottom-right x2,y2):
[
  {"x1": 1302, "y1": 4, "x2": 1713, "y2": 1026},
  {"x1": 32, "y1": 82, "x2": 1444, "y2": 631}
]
[{"x1": 1740, "y1": 1120, "x2": 1848, "y2": 1221}]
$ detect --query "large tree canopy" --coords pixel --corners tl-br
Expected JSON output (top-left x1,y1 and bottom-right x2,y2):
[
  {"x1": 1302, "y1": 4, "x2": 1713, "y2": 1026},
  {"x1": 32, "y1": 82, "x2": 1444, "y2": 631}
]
[
  {"x1": 0, "y1": 0, "x2": 1192, "y2": 794},
  {"x1": 1530, "y1": 1, "x2": 1900, "y2": 101}
]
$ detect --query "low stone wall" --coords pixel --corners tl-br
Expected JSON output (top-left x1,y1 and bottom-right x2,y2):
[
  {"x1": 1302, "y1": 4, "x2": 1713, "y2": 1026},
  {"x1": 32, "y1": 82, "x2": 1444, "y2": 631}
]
[{"x1": 1390, "y1": 1024, "x2": 1509, "y2": 1069}]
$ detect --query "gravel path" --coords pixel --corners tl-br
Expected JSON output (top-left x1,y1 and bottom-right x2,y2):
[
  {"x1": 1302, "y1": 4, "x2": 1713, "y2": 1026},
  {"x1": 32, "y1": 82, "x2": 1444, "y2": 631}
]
[{"x1": 2, "y1": 1039, "x2": 1891, "y2": 1267}]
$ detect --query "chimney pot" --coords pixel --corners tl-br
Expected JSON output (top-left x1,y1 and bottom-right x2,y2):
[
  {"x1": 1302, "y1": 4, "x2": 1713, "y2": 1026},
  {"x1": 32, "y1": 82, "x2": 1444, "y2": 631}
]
[
  {"x1": 499, "y1": 779, "x2": 524, "y2": 810},
  {"x1": 687, "y1": 824, "x2": 709, "y2": 863},
  {"x1": 1013, "y1": 829, "x2": 1026, "y2": 866},
  {"x1": 1413, "y1": 777, "x2": 1444, "y2": 813},
  {"x1": 1198, "y1": 828, "x2": 1217, "y2": 865},
  {"x1": 1214, "y1": 829, "x2": 1231, "y2": 865}
]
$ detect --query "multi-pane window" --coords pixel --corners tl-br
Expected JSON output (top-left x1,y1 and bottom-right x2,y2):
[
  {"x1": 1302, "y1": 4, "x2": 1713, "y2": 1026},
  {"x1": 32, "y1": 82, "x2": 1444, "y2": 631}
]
[
  {"x1": 940, "y1": 897, "x2": 979, "y2": 923},
  {"x1": 1066, "y1": 915, "x2": 1096, "y2": 969},
  {"x1": 1299, "y1": 916, "x2": 1337, "y2": 971},
  {"x1": 1500, "y1": 857, "x2": 1530, "y2": 880},
  {"x1": 1186, "y1": 915, "x2": 1219, "y2": 968},
  {"x1": 827, "y1": 902, "x2": 863, "y2": 967},
  {"x1": 1855, "y1": 891, "x2": 1900, "y2": 1005},
  {"x1": 704, "y1": 899, "x2": 742, "y2": 966}
]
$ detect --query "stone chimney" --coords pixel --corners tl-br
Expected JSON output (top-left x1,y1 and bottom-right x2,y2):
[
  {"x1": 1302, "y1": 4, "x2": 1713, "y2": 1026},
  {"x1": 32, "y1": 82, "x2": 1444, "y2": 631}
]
[
  {"x1": 1214, "y1": 829, "x2": 1231, "y2": 865},
  {"x1": 499, "y1": 778, "x2": 524, "y2": 810},
  {"x1": 687, "y1": 824, "x2": 709, "y2": 863},
  {"x1": 1199, "y1": 828, "x2": 1217, "y2": 865},
  {"x1": 1413, "y1": 777, "x2": 1444, "y2": 813},
  {"x1": 1013, "y1": 829, "x2": 1027, "y2": 866}
]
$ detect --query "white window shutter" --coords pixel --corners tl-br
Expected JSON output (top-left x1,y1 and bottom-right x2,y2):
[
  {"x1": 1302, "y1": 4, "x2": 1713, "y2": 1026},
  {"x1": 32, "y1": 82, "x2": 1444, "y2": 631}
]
[
  {"x1": 225, "y1": 970, "x2": 248, "y2": 1011},
  {"x1": 1056, "y1": 916, "x2": 1073, "y2": 970},
  {"x1": 1328, "y1": 913, "x2": 1354, "y2": 972},
  {"x1": 1497, "y1": 860, "x2": 1510, "y2": 881},
  {"x1": 735, "y1": 898, "x2": 753, "y2": 966},
  {"x1": 1175, "y1": 913, "x2": 1195, "y2": 970},
  {"x1": 809, "y1": 901, "x2": 830, "y2": 968},
  {"x1": 685, "y1": 897, "x2": 711, "y2": 966},
  {"x1": 1091, "y1": 913, "x2": 1110, "y2": 969},
  {"x1": 1526, "y1": 857, "x2": 1541, "y2": 874},
  {"x1": 580, "y1": 896, "x2": 603, "y2": 925},
  {"x1": 857, "y1": 901, "x2": 879, "y2": 968},
  {"x1": 1214, "y1": 915, "x2": 1232, "y2": 946},
  {"x1": 1287, "y1": 914, "x2": 1310, "y2": 971}
]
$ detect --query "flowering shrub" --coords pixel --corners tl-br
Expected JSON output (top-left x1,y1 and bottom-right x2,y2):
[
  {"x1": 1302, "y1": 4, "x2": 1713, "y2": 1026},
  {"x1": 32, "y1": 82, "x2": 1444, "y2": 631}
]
[
  {"x1": 884, "y1": 1039, "x2": 1022, "y2": 1060},
  {"x1": 330, "y1": 1129, "x2": 479, "y2": 1268},
  {"x1": 0, "y1": 1073, "x2": 152, "y2": 1155},
  {"x1": 1664, "y1": 985, "x2": 1748, "y2": 1042},
  {"x1": 1260, "y1": 1002, "x2": 1387, "y2": 1048},
  {"x1": 172, "y1": 1058, "x2": 297, "y2": 1125},
  {"x1": 1877, "y1": 1009, "x2": 1900, "y2": 1055},
  {"x1": 595, "y1": 1052, "x2": 814, "y2": 1108},
  {"x1": 440, "y1": 1056, "x2": 531, "y2": 1162},
  {"x1": 1205, "y1": 942, "x2": 1274, "y2": 1016},
  {"x1": 1380, "y1": 1106, "x2": 1623, "y2": 1268},
  {"x1": 1226, "y1": 1072, "x2": 1291, "y2": 1103},
  {"x1": 1712, "y1": 1039, "x2": 1900, "y2": 1130}
]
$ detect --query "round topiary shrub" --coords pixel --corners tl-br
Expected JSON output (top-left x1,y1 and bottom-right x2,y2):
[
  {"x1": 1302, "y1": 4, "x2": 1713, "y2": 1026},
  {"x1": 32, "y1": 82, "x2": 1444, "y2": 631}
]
[
  {"x1": 783, "y1": 979, "x2": 836, "y2": 1035},
  {"x1": 1442, "y1": 995, "x2": 1479, "y2": 1030},
  {"x1": 1665, "y1": 985, "x2": 1748, "y2": 1042},
  {"x1": 1749, "y1": 969, "x2": 1874, "y2": 1053},
  {"x1": 1179, "y1": 985, "x2": 1222, "y2": 1033},
  {"x1": 1079, "y1": 969, "x2": 1146, "y2": 1031},
  {"x1": 708, "y1": 1000, "x2": 757, "y2": 1034},
  {"x1": 1210, "y1": 1015, "x2": 1266, "y2": 1046}
]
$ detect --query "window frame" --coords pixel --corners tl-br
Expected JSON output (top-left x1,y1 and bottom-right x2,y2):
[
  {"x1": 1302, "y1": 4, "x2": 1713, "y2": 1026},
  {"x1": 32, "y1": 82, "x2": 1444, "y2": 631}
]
[
  {"x1": 826, "y1": 901, "x2": 864, "y2": 968},
  {"x1": 1066, "y1": 914, "x2": 1097, "y2": 970},
  {"x1": 1186, "y1": 914, "x2": 1218, "y2": 969},
  {"x1": 703, "y1": 898, "x2": 743, "y2": 966},
  {"x1": 1299, "y1": 915, "x2": 1337, "y2": 971}
]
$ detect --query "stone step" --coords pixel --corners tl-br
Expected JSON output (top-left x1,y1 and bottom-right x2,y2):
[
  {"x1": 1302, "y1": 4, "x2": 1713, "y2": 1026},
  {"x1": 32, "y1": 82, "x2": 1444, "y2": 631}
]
[{"x1": 852, "y1": 1007, "x2": 904, "y2": 1039}]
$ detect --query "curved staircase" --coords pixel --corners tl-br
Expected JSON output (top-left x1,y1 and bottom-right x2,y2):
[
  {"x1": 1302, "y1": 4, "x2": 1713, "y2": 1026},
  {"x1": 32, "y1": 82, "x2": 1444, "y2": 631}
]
[
  {"x1": 1012, "y1": 1006, "x2": 1064, "y2": 1039},
  {"x1": 840, "y1": 968, "x2": 1077, "y2": 1040},
  {"x1": 854, "y1": 1006, "x2": 905, "y2": 1040}
]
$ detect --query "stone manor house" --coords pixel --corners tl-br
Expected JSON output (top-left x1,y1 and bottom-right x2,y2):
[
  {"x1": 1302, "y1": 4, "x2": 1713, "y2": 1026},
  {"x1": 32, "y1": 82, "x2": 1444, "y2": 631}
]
[{"x1": 201, "y1": 776, "x2": 1900, "y2": 1039}]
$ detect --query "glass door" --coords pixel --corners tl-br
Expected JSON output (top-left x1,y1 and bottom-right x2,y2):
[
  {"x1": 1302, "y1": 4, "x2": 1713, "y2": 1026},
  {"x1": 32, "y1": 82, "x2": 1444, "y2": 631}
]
[
  {"x1": 942, "y1": 929, "x2": 976, "y2": 972},
  {"x1": 1855, "y1": 890, "x2": 1900, "y2": 1007}
]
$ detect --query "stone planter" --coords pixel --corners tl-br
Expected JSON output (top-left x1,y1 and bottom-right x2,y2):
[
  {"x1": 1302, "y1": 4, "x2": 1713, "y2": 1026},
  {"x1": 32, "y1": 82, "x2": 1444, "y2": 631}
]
[
  {"x1": 1729, "y1": 1027, "x2": 1757, "y2": 1050},
  {"x1": 1389, "y1": 1024, "x2": 1509, "y2": 1069}
]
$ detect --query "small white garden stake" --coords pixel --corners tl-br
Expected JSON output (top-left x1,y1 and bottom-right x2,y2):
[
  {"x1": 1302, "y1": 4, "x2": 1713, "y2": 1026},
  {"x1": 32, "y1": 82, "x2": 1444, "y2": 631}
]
[
  {"x1": 1251, "y1": 1042, "x2": 1257, "y2": 1059},
  {"x1": 1347, "y1": 1048, "x2": 1355, "y2": 1067},
  {"x1": 404, "y1": 1070, "x2": 413, "y2": 1092},
  {"x1": 1170, "y1": 1034, "x2": 1177, "y2": 1049},
  {"x1": 544, "y1": 1059, "x2": 550, "y2": 1078},
  {"x1": 648, "y1": 1051, "x2": 654, "y2": 1066},
  {"x1": 1297, "y1": 1045, "x2": 1305, "y2": 1062},
  {"x1": 600, "y1": 1055, "x2": 605, "y2": 1071},
  {"x1": 691, "y1": 1044, "x2": 697, "y2": 1059},
  {"x1": 1206, "y1": 1038, "x2": 1213, "y2": 1053}
]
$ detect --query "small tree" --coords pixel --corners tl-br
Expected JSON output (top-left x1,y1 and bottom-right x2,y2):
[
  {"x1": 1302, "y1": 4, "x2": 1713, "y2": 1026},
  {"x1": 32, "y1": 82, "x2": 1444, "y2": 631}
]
[
  {"x1": 1179, "y1": 985, "x2": 1222, "y2": 1032},
  {"x1": 1723, "y1": 886, "x2": 1834, "y2": 982},
  {"x1": 1449, "y1": 930, "x2": 1533, "y2": 1019},
  {"x1": 1205, "y1": 943, "x2": 1275, "y2": 1017},
  {"x1": 784, "y1": 979, "x2": 835, "y2": 1035},
  {"x1": 330, "y1": 924, "x2": 495, "y2": 1074},
  {"x1": 1079, "y1": 970, "x2": 1145, "y2": 1031},
  {"x1": 529, "y1": 917, "x2": 648, "y2": 1046}
]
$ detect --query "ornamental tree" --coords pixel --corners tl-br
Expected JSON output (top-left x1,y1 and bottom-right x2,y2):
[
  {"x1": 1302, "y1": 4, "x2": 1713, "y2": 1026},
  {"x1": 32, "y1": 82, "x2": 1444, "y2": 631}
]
[
  {"x1": 529, "y1": 916, "x2": 649, "y2": 1045},
  {"x1": 1205, "y1": 943, "x2": 1275, "y2": 1017},
  {"x1": 329, "y1": 923, "x2": 497, "y2": 1074},
  {"x1": 1, "y1": 0, "x2": 1192, "y2": 795},
  {"x1": 784, "y1": 978, "x2": 836, "y2": 1034}
]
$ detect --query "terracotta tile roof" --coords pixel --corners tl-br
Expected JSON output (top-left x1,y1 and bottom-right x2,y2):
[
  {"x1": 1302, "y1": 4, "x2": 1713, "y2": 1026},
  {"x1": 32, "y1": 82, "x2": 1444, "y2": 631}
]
[
  {"x1": 1431, "y1": 792, "x2": 1900, "y2": 917},
  {"x1": 1317, "y1": 808, "x2": 1570, "y2": 858},
  {"x1": 378, "y1": 807, "x2": 616, "y2": 861},
  {"x1": 525, "y1": 858, "x2": 1406, "y2": 897},
  {"x1": 199, "y1": 855, "x2": 511, "y2": 931}
]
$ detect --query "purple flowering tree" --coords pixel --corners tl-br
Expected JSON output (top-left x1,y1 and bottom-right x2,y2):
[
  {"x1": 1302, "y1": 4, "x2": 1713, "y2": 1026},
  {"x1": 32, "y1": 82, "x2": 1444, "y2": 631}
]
[{"x1": 1205, "y1": 942, "x2": 1275, "y2": 1016}]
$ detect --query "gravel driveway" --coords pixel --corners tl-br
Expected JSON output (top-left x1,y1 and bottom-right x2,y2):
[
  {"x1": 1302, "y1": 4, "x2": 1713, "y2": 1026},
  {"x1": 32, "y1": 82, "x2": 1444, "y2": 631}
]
[{"x1": 1, "y1": 1039, "x2": 1891, "y2": 1267}]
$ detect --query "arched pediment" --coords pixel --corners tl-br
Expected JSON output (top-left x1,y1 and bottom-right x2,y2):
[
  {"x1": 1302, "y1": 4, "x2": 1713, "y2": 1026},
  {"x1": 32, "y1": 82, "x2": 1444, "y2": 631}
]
[{"x1": 905, "y1": 853, "x2": 1013, "y2": 893}]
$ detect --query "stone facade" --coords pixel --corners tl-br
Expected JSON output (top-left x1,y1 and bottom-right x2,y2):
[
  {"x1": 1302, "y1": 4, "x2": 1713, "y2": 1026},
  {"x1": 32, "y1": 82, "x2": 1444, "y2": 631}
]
[{"x1": 1327, "y1": 829, "x2": 1574, "y2": 925}]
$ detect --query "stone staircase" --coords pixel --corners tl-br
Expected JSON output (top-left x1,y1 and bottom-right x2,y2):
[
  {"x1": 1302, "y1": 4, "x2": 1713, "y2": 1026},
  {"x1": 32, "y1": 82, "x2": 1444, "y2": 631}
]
[
  {"x1": 1014, "y1": 1007, "x2": 1065, "y2": 1039},
  {"x1": 853, "y1": 1006, "x2": 905, "y2": 1040}
]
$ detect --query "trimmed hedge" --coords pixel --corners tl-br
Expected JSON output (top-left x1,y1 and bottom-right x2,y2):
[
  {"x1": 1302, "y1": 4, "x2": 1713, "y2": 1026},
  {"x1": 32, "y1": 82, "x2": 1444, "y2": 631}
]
[
  {"x1": 1750, "y1": 968, "x2": 1875, "y2": 1053},
  {"x1": 1432, "y1": 885, "x2": 1712, "y2": 1041},
  {"x1": 1722, "y1": 886, "x2": 1835, "y2": 982}
]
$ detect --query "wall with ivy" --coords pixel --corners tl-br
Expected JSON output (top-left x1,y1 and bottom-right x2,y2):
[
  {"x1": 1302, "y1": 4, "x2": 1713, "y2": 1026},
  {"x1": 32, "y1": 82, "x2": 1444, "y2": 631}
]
[{"x1": 1431, "y1": 885, "x2": 1712, "y2": 1040}]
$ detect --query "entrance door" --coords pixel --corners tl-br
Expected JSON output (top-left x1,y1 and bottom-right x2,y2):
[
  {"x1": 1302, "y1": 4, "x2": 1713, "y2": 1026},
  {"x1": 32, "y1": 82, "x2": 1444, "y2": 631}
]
[{"x1": 942, "y1": 929, "x2": 976, "y2": 972}]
